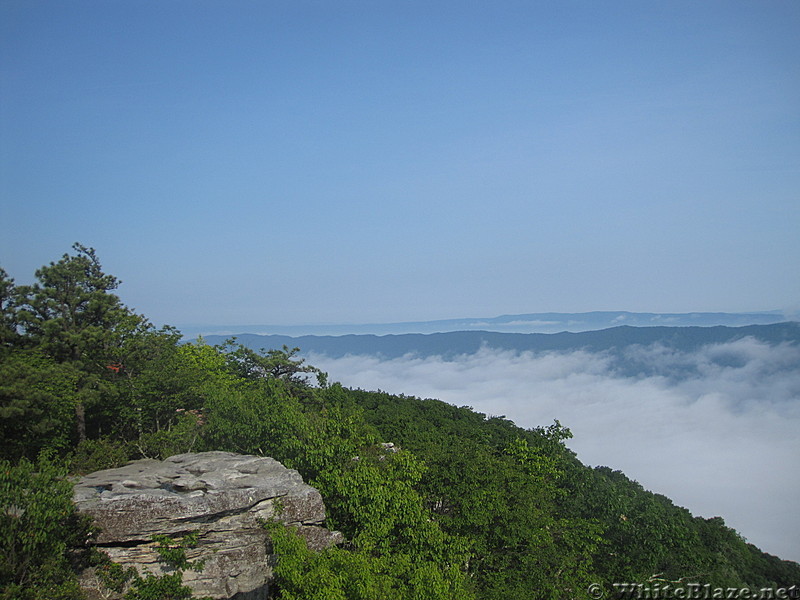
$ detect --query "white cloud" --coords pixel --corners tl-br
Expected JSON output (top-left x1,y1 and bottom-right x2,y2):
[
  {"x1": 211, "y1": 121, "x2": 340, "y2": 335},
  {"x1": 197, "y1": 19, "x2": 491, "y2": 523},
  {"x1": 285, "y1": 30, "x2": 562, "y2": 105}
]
[{"x1": 309, "y1": 339, "x2": 800, "y2": 562}]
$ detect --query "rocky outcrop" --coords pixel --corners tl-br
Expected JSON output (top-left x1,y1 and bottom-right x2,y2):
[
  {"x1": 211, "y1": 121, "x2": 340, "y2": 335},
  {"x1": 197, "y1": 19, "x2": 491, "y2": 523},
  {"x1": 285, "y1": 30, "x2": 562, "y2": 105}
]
[{"x1": 73, "y1": 451, "x2": 343, "y2": 600}]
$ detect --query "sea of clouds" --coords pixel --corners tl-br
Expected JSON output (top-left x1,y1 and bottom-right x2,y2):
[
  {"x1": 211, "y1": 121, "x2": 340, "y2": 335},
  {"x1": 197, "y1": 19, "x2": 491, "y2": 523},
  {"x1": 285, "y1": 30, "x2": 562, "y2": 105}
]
[{"x1": 309, "y1": 337, "x2": 800, "y2": 563}]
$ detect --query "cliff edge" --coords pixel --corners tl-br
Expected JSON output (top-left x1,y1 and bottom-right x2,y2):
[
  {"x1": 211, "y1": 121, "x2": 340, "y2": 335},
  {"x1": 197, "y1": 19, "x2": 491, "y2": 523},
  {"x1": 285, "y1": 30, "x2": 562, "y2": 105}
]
[{"x1": 73, "y1": 451, "x2": 342, "y2": 600}]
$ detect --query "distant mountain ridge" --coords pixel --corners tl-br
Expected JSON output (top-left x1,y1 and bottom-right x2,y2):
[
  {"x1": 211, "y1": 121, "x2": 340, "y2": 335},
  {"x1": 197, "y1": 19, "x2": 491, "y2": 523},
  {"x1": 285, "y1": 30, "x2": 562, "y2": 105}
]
[
  {"x1": 180, "y1": 310, "x2": 791, "y2": 338},
  {"x1": 199, "y1": 321, "x2": 799, "y2": 357}
]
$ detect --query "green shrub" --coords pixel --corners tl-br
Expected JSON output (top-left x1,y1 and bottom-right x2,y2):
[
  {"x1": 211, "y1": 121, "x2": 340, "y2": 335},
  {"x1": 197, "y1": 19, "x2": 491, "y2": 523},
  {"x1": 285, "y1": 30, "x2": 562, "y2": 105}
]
[
  {"x1": 264, "y1": 521, "x2": 472, "y2": 600},
  {"x1": 0, "y1": 453, "x2": 93, "y2": 599},
  {"x1": 66, "y1": 437, "x2": 133, "y2": 475},
  {"x1": 134, "y1": 412, "x2": 204, "y2": 460}
]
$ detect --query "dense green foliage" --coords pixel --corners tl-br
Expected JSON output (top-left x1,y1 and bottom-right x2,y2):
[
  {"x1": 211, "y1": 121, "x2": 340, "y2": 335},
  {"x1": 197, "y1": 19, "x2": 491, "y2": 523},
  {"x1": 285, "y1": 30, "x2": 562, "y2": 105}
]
[
  {"x1": 344, "y1": 391, "x2": 800, "y2": 594},
  {"x1": 1, "y1": 245, "x2": 798, "y2": 599},
  {"x1": 0, "y1": 454, "x2": 93, "y2": 600}
]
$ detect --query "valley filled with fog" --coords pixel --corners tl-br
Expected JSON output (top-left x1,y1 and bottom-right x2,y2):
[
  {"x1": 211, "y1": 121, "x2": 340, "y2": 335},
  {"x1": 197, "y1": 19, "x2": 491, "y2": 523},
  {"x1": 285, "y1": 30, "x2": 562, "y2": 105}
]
[{"x1": 309, "y1": 337, "x2": 800, "y2": 562}]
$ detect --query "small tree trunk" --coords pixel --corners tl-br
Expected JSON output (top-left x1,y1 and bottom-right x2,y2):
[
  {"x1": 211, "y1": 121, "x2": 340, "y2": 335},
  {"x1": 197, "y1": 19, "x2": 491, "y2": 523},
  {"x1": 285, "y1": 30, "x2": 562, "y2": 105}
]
[{"x1": 76, "y1": 402, "x2": 86, "y2": 443}]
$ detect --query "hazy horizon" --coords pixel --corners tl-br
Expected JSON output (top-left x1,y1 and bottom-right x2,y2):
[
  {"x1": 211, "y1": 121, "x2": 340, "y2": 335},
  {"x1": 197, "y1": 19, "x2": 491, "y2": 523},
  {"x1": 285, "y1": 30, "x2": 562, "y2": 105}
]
[{"x1": 174, "y1": 309, "x2": 795, "y2": 339}]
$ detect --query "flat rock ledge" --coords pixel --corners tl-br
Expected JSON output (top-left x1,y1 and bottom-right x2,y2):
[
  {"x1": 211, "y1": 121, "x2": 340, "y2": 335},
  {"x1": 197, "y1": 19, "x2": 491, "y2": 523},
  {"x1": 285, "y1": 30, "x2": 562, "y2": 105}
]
[{"x1": 73, "y1": 451, "x2": 343, "y2": 600}]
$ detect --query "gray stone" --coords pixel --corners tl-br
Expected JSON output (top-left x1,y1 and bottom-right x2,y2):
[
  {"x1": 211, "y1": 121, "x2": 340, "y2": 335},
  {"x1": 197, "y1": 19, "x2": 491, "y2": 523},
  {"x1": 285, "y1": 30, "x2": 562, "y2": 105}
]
[{"x1": 74, "y1": 451, "x2": 343, "y2": 600}]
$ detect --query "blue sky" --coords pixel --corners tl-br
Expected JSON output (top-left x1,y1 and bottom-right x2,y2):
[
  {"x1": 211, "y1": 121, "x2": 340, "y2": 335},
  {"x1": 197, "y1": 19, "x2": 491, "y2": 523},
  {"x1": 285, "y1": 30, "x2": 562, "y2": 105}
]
[{"x1": 2, "y1": 1, "x2": 799, "y2": 327}]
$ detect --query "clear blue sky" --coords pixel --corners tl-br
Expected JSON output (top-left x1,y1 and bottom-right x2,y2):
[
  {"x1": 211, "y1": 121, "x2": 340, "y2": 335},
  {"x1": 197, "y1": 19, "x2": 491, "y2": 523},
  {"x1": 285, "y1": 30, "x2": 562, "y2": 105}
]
[{"x1": 2, "y1": 1, "x2": 798, "y2": 327}]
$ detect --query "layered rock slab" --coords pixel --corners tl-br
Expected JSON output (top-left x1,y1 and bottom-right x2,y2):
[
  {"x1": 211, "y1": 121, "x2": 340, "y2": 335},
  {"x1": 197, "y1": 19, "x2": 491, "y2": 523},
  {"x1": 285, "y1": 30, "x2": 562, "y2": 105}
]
[{"x1": 74, "y1": 451, "x2": 342, "y2": 600}]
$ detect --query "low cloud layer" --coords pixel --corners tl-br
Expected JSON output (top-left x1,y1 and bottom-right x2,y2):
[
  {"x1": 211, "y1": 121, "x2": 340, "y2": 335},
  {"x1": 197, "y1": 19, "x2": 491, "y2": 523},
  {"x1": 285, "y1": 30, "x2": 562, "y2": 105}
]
[{"x1": 309, "y1": 337, "x2": 800, "y2": 562}]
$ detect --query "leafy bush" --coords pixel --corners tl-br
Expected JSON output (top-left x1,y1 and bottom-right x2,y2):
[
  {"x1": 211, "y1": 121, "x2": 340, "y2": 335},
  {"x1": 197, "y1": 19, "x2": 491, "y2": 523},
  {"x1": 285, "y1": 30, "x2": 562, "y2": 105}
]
[
  {"x1": 66, "y1": 437, "x2": 133, "y2": 475},
  {"x1": 265, "y1": 521, "x2": 472, "y2": 600},
  {"x1": 0, "y1": 453, "x2": 93, "y2": 599},
  {"x1": 134, "y1": 411, "x2": 204, "y2": 460}
]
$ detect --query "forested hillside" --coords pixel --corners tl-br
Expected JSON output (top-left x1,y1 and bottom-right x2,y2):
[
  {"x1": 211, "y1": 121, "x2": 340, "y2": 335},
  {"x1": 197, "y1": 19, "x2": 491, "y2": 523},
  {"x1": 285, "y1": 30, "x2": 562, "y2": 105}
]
[{"x1": 2, "y1": 246, "x2": 798, "y2": 600}]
